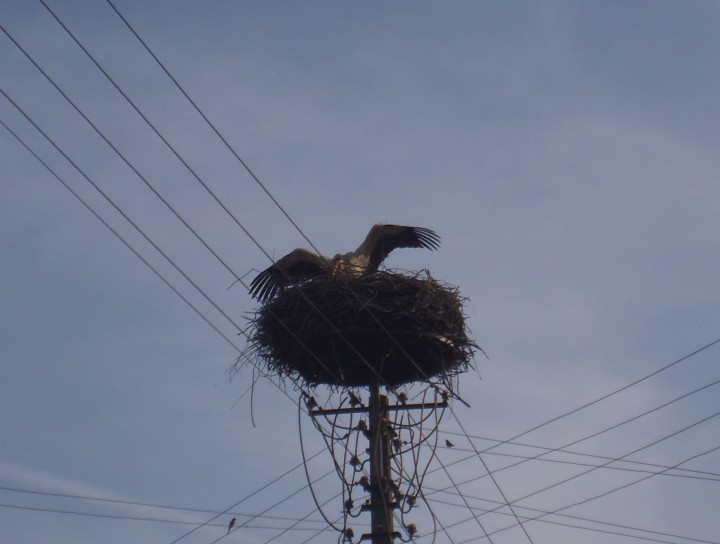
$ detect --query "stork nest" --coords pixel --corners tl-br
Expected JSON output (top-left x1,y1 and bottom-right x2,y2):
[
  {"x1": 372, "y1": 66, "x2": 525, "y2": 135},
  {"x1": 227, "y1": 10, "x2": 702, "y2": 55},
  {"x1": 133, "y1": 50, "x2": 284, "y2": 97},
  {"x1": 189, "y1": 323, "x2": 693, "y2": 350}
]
[{"x1": 242, "y1": 270, "x2": 477, "y2": 388}]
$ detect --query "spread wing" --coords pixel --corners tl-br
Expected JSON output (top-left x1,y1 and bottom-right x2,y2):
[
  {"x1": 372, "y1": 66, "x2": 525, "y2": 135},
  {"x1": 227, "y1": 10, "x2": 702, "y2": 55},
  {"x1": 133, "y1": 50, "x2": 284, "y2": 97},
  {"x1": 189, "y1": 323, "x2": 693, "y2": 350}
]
[
  {"x1": 249, "y1": 248, "x2": 330, "y2": 302},
  {"x1": 357, "y1": 224, "x2": 441, "y2": 270}
]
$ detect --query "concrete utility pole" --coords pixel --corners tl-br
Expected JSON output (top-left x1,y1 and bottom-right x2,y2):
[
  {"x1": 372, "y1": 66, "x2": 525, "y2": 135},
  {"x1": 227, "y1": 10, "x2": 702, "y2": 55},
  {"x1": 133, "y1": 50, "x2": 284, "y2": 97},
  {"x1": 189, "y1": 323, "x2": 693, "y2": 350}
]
[{"x1": 366, "y1": 380, "x2": 396, "y2": 544}]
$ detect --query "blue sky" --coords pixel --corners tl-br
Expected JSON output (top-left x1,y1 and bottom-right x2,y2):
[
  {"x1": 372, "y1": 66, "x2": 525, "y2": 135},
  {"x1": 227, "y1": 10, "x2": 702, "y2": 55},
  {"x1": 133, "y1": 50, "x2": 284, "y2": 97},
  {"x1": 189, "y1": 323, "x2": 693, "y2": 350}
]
[{"x1": 1, "y1": 1, "x2": 720, "y2": 543}]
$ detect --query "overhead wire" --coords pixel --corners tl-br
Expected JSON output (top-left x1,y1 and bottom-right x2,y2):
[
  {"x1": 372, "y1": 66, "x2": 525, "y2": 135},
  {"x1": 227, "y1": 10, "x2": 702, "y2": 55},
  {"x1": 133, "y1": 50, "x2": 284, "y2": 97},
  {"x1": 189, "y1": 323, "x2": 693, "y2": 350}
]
[
  {"x1": 0, "y1": 87, "x2": 339, "y2": 543},
  {"x1": 261, "y1": 491, "x2": 348, "y2": 544},
  {"x1": 0, "y1": 114, "x2": 237, "y2": 355},
  {"x1": 90, "y1": 0, "x2": 475, "y2": 405},
  {"x1": 0, "y1": 91, "x2": 346, "y2": 542},
  {"x1": 425, "y1": 375, "x2": 720, "y2": 491},
  {"x1": 4, "y1": 17, "x2": 708, "y2": 544},
  {"x1": 528, "y1": 442, "x2": 720, "y2": 533},
  {"x1": 167, "y1": 464, "x2": 337, "y2": 544},
  {"x1": 478, "y1": 336, "x2": 720, "y2": 456},
  {"x1": 424, "y1": 490, "x2": 720, "y2": 544},
  {"x1": 427, "y1": 442, "x2": 720, "y2": 483},
  {"x1": 0, "y1": 502, "x2": 328, "y2": 533},
  {"x1": 423, "y1": 496, "x2": 716, "y2": 544},
  {"x1": 298, "y1": 400, "x2": 344, "y2": 533},
  {"x1": 427, "y1": 345, "x2": 720, "y2": 543},
  {"x1": 0, "y1": 502, "x2": 228, "y2": 528},
  {"x1": 446, "y1": 442, "x2": 720, "y2": 544},
  {"x1": 1, "y1": 13, "x2": 369, "y2": 542},
  {"x1": 103, "y1": 0, "x2": 324, "y2": 258},
  {"x1": 447, "y1": 408, "x2": 720, "y2": 529},
  {"x1": 410, "y1": 371, "x2": 720, "y2": 542},
  {"x1": 37, "y1": 0, "x2": 371, "y2": 389},
  {"x1": 2, "y1": 10, "x2": 344, "y2": 395},
  {"x1": 30, "y1": 6, "x2": 528, "y2": 540},
  {"x1": 0, "y1": 24, "x2": 248, "y2": 342},
  {"x1": 437, "y1": 431, "x2": 720, "y2": 482},
  {"x1": 9, "y1": 5, "x2": 719, "y2": 543},
  {"x1": 97, "y1": 8, "x2": 506, "y2": 536},
  {"x1": 0, "y1": 489, "x2": 324, "y2": 529}
]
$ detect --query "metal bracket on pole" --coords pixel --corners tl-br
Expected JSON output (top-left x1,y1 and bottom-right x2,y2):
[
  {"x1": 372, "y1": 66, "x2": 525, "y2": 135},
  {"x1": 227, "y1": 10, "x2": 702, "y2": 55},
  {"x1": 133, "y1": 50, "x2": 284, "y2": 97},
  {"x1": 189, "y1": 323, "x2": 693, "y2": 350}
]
[
  {"x1": 306, "y1": 387, "x2": 448, "y2": 543},
  {"x1": 309, "y1": 401, "x2": 448, "y2": 417}
]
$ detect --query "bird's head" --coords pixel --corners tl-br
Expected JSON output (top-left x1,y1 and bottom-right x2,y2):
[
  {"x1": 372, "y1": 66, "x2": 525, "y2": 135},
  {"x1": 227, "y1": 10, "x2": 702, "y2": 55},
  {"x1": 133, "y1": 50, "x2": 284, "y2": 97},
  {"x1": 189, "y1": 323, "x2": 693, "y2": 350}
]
[{"x1": 331, "y1": 254, "x2": 345, "y2": 274}]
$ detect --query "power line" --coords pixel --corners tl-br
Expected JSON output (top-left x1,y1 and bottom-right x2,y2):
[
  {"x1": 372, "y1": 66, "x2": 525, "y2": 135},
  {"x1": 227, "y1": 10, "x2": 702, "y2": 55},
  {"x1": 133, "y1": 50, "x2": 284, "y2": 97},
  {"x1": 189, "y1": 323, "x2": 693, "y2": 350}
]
[
  {"x1": 21, "y1": 2, "x2": 352, "y2": 388},
  {"x1": 429, "y1": 443, "x2": 720, "y2": 483},
  {"x1": 103, "y1": 9, "x2": 720, "y2": 527},
  {"x1": 1, "y1": 21, "x2": 385, "y2": 542},
  {"x1": 38, "y1": 0, "x2": 472, "y2": 421},
  {"x1": 1, "y1": 98, "x2": 332, "y2": 542},
  {"x1": 428, "y1": 376, "x2": 720, "y2": 491},
  {"x1": 0, "y1": 113, "x2": 241, "y2": 353},
  {"x1": 37, "y1": 0, "x2": 278, "y2": 272},
  {"x1": 18, "y1": 2, "x2": 476, "y2": 412},
  {"x1": 32, "y1": 12, "x2": 518, "y2": 527},
  {"x1": 1, "y1": 19, "x2": 331, "y2": 399},
  {"x1": 167, "y1": 457, "x2": 336, "y2": 544},
  {"x1": 0, "y1": 455, "x2": 328, "y2": 525},
  {"x1": 480, "y1": 336, "x2": 720, "y2": 456},
  {"x1": 450, "y1": 442, "x2": 720, "y2": 544},
  {"x1": 437, "y1": 432, "x2": 720, "y2": 481},
  {"x1": 103, "y1": 0, "x2": 324, "y2": 259},
  {"x1": 452, "y1": 408, "x2": 720, "y2": 527},
  {"x1": 449, "y1": 407, "x2": 536, "y2": 544},
  {"x1": 406, "y1": 395, "x2": 720, "y2": 543},
  {"x1": 8, "y1": 8, "x2": 719, "y2": 544},
  {"x1": 416, "y1": 349, "x2": 720, "y2": 542},
  {"x1": 535, "y1": 442, "x2": 720, "y2": 530},
  {"x1": 0, "y1": 502, "x2": 226, "y2": 528},
  {"x1": 0, "y1": 501, "x2": 333, "y2": 533},
  {"x1": 0, "y1": 26, "x2": 249, "y2": 340},
  {"x1": 425, "y1": 495, "x2": 718, "y2": 544},
  {"x1": 44, "y1": 0, "x2": 471, "y2": 399}
]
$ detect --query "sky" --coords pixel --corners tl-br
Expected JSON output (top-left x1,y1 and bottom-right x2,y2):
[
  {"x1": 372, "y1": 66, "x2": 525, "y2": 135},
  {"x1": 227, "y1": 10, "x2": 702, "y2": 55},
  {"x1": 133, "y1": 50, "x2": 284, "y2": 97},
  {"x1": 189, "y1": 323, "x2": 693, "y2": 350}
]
[{"x1": 1, "y1": 1, "x2": 720, "y2": 543}]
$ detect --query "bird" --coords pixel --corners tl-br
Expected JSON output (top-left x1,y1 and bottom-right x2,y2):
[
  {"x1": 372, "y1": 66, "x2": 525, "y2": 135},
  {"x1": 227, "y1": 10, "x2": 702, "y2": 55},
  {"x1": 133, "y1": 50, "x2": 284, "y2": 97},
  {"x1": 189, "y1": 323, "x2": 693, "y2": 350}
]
[
  {"x1": 302, "y1": 392, "x2": 318, "y2": 410},
  {"x1": 357, "y1": 475, "x2": 371, "y2": 492},
  {"x1": 445, "y1": 439, "x2": 454, "y2": 448},
  {"x1": 227, "y1": 517, "x2": 236, "y2": 533},
  {"x1": 249, "y1": 224, "x2": 440, "y2": 302}
]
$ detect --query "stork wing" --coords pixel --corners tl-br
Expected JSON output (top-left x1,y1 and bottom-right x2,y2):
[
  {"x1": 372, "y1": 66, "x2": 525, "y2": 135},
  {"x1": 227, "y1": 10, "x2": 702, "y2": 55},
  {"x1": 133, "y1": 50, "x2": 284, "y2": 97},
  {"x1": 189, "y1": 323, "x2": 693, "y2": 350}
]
[
  {"x1": 249, "y1": 248, "x2": 330, "y2": 302},
  {"x1": 358, "y1": 224, "x2": 441, "y2": 270}
]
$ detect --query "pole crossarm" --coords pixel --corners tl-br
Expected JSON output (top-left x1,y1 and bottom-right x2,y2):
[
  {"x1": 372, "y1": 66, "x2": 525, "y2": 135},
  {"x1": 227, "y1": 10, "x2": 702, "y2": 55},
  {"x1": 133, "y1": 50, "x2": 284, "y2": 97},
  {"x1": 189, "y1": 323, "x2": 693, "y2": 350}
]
[
  {"x1": 309, "y1": 401, "x2": 448, "y2": 417},
  {"x1": 303, "y1": 384, "x2": 451, "y2": 544}
]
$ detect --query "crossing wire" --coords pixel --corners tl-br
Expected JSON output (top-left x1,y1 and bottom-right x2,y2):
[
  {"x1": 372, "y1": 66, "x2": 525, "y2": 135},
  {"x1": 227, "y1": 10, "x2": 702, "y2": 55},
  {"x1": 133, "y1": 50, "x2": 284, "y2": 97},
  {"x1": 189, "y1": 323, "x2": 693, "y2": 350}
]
[
  {"x1": 25, "y1": 9, "x2": 507, "y2": 541},
  {"x1": 1, "y1": 12, "x2": 346, "y2": 391},
  {"x1": 103, "y1": 0, "x2": 324, "y2": 258},
  {"x1": 424, "y1": 491, "x2": 719, "y2": 544},
  {"x1": 442, "y1": 442, "x2": 720, "y2": 544},
  {"x1": 0, "y1": 94, "x2": 331, "y2": 543},
  {"x1": 436, "y1": 408, "x2": 720, "y2": 534},
  {"x1": 1, "y1": 16, "x2": 378, "y2": 539},
  {"x1": 436, "y1": 432, "x2": 720, "y2": 482},
  {"x1": 424, "y1": 376, "x2": 720, "y2": 489},
  {"x1": 37, "y1": 0, "x2": 401, "y2": 391},
  {"x1": 7, "y1": 5, "x2": 719, "y2": 543}
]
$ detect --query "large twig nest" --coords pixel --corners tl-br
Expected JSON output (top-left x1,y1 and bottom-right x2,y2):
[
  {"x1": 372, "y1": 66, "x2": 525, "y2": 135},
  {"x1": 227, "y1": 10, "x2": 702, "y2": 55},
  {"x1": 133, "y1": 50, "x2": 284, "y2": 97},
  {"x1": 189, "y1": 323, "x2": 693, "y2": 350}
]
[{"x1": 243, "y1": 270, "x2": 477, "y2": 388}]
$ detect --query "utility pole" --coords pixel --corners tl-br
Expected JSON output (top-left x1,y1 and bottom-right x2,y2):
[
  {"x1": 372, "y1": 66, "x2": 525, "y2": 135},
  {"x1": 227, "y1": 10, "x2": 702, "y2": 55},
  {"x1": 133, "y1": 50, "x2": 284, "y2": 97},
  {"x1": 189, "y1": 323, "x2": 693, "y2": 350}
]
[
  {"x1": 365, "y1": 380, "x2": 396, "y2": 544},
  {"x1": 308, "y1": 387, "x2": 448, "y2": 543}
]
